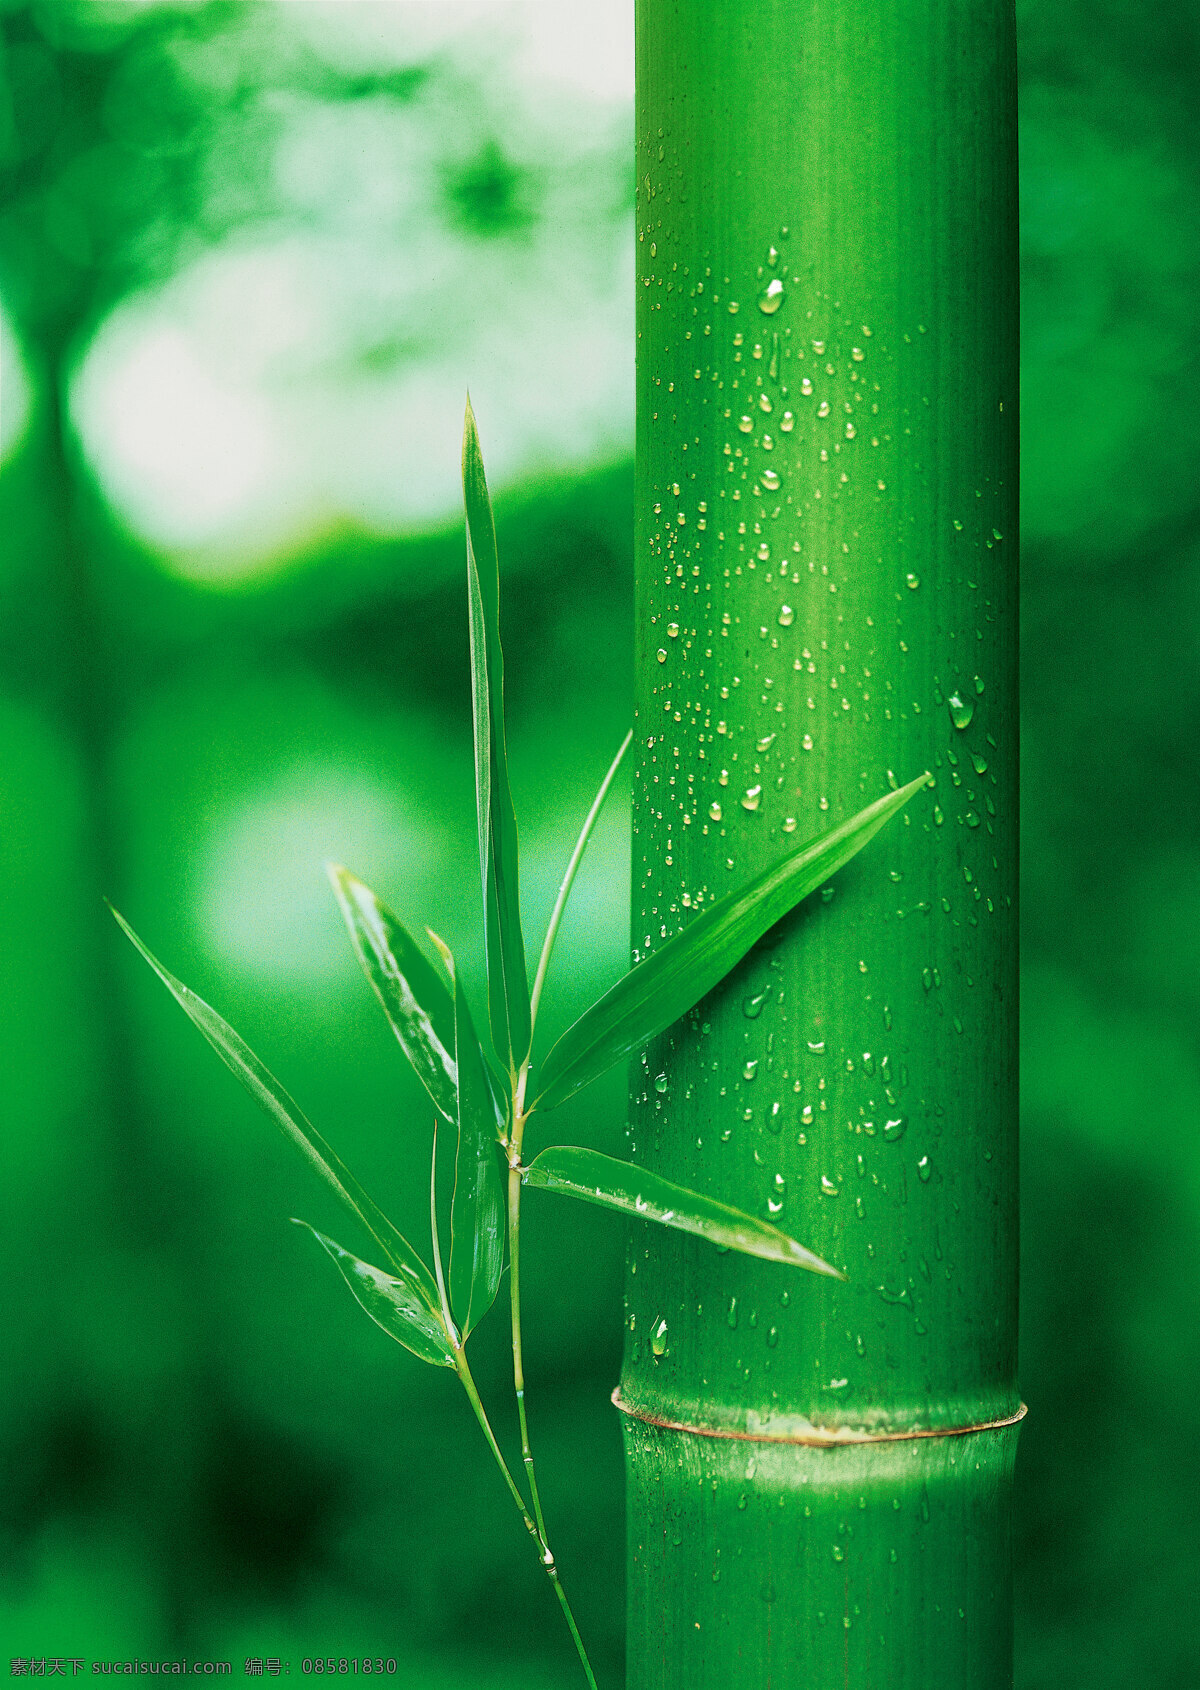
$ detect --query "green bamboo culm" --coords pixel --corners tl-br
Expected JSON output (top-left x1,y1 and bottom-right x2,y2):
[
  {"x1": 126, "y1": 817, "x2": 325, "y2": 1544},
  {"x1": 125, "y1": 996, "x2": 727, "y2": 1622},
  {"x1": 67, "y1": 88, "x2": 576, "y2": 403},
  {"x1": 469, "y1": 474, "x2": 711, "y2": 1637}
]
[{"x1": 623, "y1": 2, "x2": 1019, "y2": 1685}]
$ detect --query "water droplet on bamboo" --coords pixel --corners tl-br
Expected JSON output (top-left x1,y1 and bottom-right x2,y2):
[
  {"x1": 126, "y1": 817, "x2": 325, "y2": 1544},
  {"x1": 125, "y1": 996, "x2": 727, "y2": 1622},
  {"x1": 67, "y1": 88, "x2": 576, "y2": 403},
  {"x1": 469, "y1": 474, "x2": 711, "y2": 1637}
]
[
  {"x1": 948, "y1": 693, "x2": 974, "y2": 730},
  {"x1": 758, "y1": 278, "x2": 785, "y2": 315}
]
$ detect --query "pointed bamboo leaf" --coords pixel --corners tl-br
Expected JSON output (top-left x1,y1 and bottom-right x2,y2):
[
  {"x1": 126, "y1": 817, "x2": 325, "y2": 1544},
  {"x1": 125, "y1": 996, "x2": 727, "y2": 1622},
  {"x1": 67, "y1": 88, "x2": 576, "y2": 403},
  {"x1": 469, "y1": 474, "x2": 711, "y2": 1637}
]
[
  {"x1": 292, "y1": 1221, "x2": 455, "y2": 1367},
  {"x1": 326, "y1": 864, "x2": 457, "y2": 1124},
  {"x1": 522, "y1": 1146, "x2": 841, "y2": 1278},
  {"x1": 463, "y1": 397, "x2": 531, "y2": 1073},
  {"x1": 532, "y1": 773, "x2": 931, "y2": 1112},
  {"x1": 111, "y1": 909, "x2": 442, "y2": 1316},
  {"x1": 426, "y1": 932, "x2": 505, "y2": 1339},
  {"x1": 529, "y1": 727, "x2": 633, "y2": 1038}
]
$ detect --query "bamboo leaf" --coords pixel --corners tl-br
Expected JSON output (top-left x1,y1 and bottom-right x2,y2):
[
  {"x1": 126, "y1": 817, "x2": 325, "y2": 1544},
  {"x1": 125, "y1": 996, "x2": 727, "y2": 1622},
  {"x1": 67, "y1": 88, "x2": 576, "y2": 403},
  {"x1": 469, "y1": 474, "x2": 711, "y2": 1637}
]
[
  {"x1": 326, "y1": 864, "x2": 458, "y2": 1124},
  {"x1": 522, "y1": 1146, "x2": 840, "y2": 1278},
  {"x1": 292, "y1": 1221, "x2": 456, "y2": 1367},
  {"x1": 463, "y1": 396, "x2": 531, "y2": 1074},
  {"x1": 110, "y1": 908, "x2": 442, "y2": 1315},
  {"x1": 427, "y1": 931, "x2": 506, "y2": 1339},
  {"x1": 532, "y1": 773, "x2": 931, "y2": 1112},
  {"x1": 529, "y1": 728, "x2": 633, "y2": 1039}
]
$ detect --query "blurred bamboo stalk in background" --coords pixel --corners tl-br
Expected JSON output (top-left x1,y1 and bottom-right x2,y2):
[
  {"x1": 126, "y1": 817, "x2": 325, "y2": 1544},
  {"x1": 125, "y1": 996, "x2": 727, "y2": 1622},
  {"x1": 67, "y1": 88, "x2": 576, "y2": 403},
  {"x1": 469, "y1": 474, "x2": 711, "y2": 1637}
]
[{"x1": 622, "y1": 3, "x2": 1020, "y2": 1683}]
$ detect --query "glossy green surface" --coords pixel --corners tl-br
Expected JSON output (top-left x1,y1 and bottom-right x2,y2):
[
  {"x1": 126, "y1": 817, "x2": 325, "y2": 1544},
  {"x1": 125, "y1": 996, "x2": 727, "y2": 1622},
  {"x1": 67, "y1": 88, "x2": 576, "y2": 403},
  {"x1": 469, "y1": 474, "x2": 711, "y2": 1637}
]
[
  {"x1": 523, "y1": 1144, "x2": 837, "y2": 1276},
  {"x1": 444, "y1": 953, "x2": 506, "y2": 1339},
  {"x1": 463, "y1": 399, "x2": 532, "y2": 1073},
  {"x1": 294, "y1": 1221, "x2": 455, "y2": 1369},
  {"x1": 626, "y1": 1420, "x2": 1020, "y2": 1689},
  {"x1": 328, "y1": 865, "x2": 459, "y2": 1125},
  {"x1": 111, "y1": 908, "x2": 442, "y2": 1308},
  {"x1": 534, "y1": 775, "x2": 927, "y2": 1112},
  {"x1": 625, "y1": 0, "x2": 1019, "y2": 1682}
]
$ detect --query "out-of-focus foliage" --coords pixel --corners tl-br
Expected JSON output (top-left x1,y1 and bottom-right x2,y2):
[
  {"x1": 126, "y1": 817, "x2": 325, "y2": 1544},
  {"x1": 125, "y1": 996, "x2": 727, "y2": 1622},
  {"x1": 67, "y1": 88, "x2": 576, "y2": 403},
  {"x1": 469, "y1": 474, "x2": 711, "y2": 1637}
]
[
  {"x1": 0, "y1": 0, "x2": 1195, "y2": 1684},
  {"x1": 1017, "y1": 2, "x2": 1200, "y2": 1685}
]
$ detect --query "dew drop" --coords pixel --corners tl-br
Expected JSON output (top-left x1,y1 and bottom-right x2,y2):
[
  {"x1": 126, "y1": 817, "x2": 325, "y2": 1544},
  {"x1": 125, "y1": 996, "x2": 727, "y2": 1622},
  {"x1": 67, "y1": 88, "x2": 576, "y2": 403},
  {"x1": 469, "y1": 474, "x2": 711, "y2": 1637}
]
[
  {"x1": 905, "y1": 573, "x2": 920, "y2": 590},
  {"x1": 666, "y1": 621, "x2": 680, "y2": 639},
  {"x1": 742, "y1": 986, "x2": 771, "y2": 1019},
  {"x1": 883, "y1": 1115, "x2": 907, "y2": 1142},
  {"x1": 783, "y1": 816, "x2": 797, "y2": 833},
  {"x1": 743, "y1": 1058, "x2": 759, "y2": 1081},
  {"x1": 948, "y1": 694, "x2": 975, "y2": 730},
  {"x1": 727, "y1": 1296, "x2": 740, "y2": 1329},
  {"x1": 756, "y1": 732, "x2": 777, "y2": 752},
  {"x1": 655, "y1": 1072, "x2": 669, "y2": 1094},
  {"x1": 650, "y1": 1317, "x2": 669, "y2": 1358},
  {"x1": 738, "y1": 414, "x2": 754, "y2": 434},
  {"x1": 709, "y1": 800, "x2": 723, "y2": 821},
  {"x1": 780, "y1": 410, "x2": 795, "y2": 432},
  {"x1": 777, "y1": 603, "x2": 795, "y2": 627},
  {"x1": 741, "y1": 785, "x2": 763, "y2": 812},
  {"x1": 758, "y1": 278, "x2": 785, "y2": 315},
  {"x1": 917, "y1": 1155, "x2": 932, "y2": 1184},
  {"x1": 760, "y1": 469, "x2": 781, "y2": 491},
  {"x1": 820, "y1": 1174, "x2": 840, "y2": 1197},
  {"x1": 656, "y1": 648, "x2": 668, "y2": 664}
]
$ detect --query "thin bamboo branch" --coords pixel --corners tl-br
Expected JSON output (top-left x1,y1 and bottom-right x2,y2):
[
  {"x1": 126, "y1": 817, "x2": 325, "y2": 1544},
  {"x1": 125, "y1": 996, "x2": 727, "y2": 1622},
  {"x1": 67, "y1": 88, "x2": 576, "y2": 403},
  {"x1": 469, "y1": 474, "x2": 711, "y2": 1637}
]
[{"x1": 529, "y1": 729, "x2": 634, "y2": 1041}]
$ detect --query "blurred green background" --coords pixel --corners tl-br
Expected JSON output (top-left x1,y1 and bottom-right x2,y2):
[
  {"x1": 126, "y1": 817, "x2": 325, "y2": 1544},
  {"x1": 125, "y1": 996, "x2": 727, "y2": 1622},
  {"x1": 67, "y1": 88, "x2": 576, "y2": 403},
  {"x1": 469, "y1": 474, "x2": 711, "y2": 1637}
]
[{"x1": 0, "y1": 1, "x2": 1195, "y2": 1684}]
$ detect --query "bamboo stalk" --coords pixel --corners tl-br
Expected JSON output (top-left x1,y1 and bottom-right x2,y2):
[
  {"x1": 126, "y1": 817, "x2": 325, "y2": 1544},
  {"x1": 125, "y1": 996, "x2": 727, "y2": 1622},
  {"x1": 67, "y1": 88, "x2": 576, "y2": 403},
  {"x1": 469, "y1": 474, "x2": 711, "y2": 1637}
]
[{"x1": 623, "y1": 2, "x2": 1019, "y2": 1684}]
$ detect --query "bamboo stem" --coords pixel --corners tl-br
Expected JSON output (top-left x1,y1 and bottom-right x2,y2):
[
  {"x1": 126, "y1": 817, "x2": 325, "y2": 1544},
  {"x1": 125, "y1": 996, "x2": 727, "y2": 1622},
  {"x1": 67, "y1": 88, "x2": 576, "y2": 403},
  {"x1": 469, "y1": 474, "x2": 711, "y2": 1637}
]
[
  {"x1": 506, "y1": 1148, "x2": 550, "y2": 1546},
  {"x1": 625, "y1": 1, "x2": 1019, "y2": 1683},
  {"x1": 499, "y1": 1118, "x2": 598, "y2": 1689}
]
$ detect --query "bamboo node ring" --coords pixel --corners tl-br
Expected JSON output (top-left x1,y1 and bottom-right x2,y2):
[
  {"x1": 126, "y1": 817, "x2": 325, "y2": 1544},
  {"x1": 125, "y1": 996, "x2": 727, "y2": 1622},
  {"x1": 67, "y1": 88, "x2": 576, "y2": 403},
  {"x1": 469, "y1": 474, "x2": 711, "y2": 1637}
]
[{"x1": 611, "y1": 1389, "x2": 1027, "y2": 1448}]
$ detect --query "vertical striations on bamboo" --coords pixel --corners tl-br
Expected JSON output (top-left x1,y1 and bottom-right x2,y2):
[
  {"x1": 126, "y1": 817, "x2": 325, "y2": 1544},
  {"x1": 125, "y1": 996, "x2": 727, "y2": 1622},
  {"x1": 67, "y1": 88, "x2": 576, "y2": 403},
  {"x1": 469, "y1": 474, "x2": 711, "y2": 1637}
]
[{"x1": 622, "y1": 3, "x2": 1020, "y2": 1685}]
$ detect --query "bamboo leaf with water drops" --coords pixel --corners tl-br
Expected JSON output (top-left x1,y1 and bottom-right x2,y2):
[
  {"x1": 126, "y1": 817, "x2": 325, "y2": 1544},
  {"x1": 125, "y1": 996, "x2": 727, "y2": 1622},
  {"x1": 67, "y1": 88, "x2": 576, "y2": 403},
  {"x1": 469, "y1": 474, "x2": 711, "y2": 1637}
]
[
  {"x1": 532, "y1": 773, "x2": 931, "y2": 1112},
  {"x1": 463, "y1": 397, "x2": 531, "y2": 1075},
  {"x1": 110, "y1": 908, "x2": 443, "y2": 1316},
  {"x1": 521, "y1": 1146, "x2": 840, "y2": 1278},
  {"x1": 292, "y1": 1221, "x2": 456, "y2": 1367},
  {"x1": 326, "y1": 864, "x2": 458, "y2": 1125},
  {"x1": 427, "y1": 931, "x2": 506, "y2": 1339}
]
